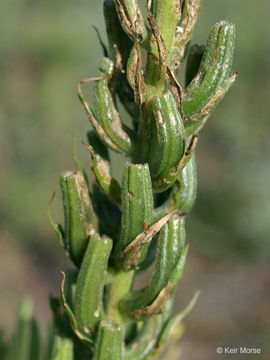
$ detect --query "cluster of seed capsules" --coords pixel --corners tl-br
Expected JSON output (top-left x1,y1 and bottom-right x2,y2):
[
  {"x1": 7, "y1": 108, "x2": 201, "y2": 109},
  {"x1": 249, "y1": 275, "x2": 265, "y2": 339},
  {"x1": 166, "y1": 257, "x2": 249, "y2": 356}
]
[{"x1": 49, "y1": 0, "x2": 236, "y2": 358}]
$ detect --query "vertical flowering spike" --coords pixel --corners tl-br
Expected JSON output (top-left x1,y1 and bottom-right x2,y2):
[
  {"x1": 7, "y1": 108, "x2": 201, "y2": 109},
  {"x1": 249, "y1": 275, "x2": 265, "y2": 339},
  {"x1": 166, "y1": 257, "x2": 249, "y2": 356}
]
[
  {"x1": 115, "y1": 163, "x2": 153, "y2": 263},
  {"x1": 153, "y1": 152, "x2": 197, "y2": 222},
  {"x1": 183, "y1": 21, "x2": 237, "y2": 136},
  {"x1": 120, "y1": 215, "x2": 186, "y2": 320},
  {"x1": 93, "y1": 320, "x2": 123, "y2": 360},
  {"x1": 60, "y1": 171, "x2": 97, "y2": 267},
  {"x1": 74, "y1": 235, "x2": 112, "y2": 339},
  {"x1": 47, "y1": 0, "x2": 237, "y2": 357}
]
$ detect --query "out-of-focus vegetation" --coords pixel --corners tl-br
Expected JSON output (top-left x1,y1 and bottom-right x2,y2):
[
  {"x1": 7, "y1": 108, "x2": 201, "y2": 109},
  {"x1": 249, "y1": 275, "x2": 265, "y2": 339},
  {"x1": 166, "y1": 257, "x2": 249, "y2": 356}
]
[{"x1": 1, "y1": 0, "x2": 269, "y2": 358}]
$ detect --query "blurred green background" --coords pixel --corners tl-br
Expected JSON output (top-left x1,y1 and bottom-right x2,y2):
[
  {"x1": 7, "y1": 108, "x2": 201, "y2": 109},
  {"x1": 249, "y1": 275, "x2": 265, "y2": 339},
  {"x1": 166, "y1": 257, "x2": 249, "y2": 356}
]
[{"x1": 0, "y1": 0, "x2": 269, "y2": 359}]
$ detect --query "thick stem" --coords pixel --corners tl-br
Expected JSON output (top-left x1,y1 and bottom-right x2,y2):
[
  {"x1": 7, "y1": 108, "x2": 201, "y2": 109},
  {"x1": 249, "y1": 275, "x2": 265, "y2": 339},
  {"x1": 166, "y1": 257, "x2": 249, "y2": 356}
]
[{"x1": 105, "y1": 270, "x2": 135, "y2": 324}]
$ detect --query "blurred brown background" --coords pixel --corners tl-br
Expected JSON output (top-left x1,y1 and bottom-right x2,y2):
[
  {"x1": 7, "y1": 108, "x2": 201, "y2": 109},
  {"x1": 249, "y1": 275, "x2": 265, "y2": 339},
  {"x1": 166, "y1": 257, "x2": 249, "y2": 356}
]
[{"x1": 0, "y1": 0, "x2": 269, "y2": 359}]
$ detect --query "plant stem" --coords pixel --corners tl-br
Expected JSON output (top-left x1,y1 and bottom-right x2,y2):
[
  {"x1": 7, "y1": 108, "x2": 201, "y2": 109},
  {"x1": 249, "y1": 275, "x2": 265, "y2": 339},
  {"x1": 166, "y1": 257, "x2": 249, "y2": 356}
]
[{"x1": 105, "y1": 270, "x2": 135, "y2": 324}]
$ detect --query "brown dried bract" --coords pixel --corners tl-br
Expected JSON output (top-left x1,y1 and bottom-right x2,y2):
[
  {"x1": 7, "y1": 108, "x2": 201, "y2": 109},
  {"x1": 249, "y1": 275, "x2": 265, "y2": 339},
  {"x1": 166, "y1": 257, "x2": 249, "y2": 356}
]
[
  {"x1": 130, "y1": 281, "x2": 176, "y2": 319},
  {"x1": 122, "y1": 210, "x2": 183, "y2": 269}
]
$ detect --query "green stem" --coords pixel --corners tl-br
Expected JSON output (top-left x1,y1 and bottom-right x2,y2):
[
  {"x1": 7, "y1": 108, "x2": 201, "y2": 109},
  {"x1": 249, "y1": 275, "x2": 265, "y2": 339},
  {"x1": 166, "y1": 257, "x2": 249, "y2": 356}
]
[{"x1": 106, "y1": 270, "x2": 135, "y2": 324}]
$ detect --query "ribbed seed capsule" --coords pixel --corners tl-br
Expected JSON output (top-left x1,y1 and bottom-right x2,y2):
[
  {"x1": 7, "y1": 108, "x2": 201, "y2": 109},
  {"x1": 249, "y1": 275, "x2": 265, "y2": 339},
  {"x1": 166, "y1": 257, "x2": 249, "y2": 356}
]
[
  {"x1": 60, "y1": 171, "x2": 97, "y2": 267},
  {"x1": 148, "y1": 91, "x2": 186, "y2": 183},
  {"x1": 74, "y1": 235, "x2": 112, "y2": 338},
  {"x1": 93, "y1": 58, "x2": 133, "y2": 154},
  {"x1": 93, "y1": 320, "x2": 123, "y2": 360},
  {"x1": 120, "y1": 215, "x2": 186, "y2": 320},
  {"x1": 153, "y1": 152, "x2": 197, "y2": 222},
  {"x1": 103, "y1": 0, "x2": 139, "y2": 118},
  {"x1": 183, "y1": 21, "x2": 237, "y2": 136},
  {"x1": 116, "y1": 163, "x2": 153, "y2": 263}
]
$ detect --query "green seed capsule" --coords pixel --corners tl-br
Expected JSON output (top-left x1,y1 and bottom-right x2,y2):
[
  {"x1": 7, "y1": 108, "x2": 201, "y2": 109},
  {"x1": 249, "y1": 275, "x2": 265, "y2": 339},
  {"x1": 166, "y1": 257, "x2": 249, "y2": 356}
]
[
  {"x1": 51, "y1": 336, "x2": 73, "y2": 360},
  {"x1": 120, "y1": 215, "x2": 186, "y2": 320},
  {"x1": 93, "y1": 58, "x2": 133, "y2": 154},
  {"x1": 103, "y1": 0, "x2": 139, "y2": 119},
  {"x1": 152, "y1": 133, "x2": 198, "y2": 193},
  {"x1": 183, "y1": 21, "x2": 237, "y2": 136},
  {"x1": 115, "y1": 163, "x2": 153, "y2": 264},
  {"x1": 147, "y1": 90, "x2": 186, "y2": 184},
  {"x1": 74, "y1": 235, "x2": 112, "y2": 339},
  {"x1": 153, "y1": 152, "x2": 197, "y2": 222},
  {"x1": 93, "y1": 320, "x2": 123, "y2": 360},
  {"x1": 60, "y1": 171, "x2": 97, "y2": 267}
]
